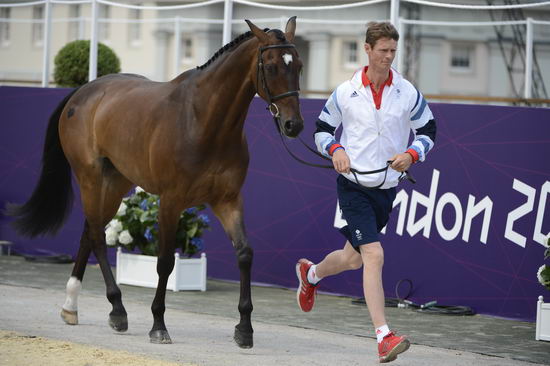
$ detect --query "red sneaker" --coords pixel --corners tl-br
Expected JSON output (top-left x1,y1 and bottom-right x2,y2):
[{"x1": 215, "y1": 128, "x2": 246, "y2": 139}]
[
  {"x1": 378, "y1": 331, "x2": 410, "y2": 363},
  {"x1": 295, "y1": 259, "x2": 318, "y2": 312}
]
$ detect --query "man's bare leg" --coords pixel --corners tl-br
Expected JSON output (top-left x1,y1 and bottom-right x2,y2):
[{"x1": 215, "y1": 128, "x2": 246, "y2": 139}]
[
  {"x1": 315, "y1": 241, "x2": 363, "y2": 278},
  {"x1": 359, "y1": 242, "x2": 386, "y2": 328}
]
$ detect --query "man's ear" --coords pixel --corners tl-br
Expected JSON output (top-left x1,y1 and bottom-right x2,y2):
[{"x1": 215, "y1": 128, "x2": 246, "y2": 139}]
[
  {"x1": 246, "y1": 19, "x2": 269, "y2": 44},
  {"x1": 364, "y1": 42, "x2": 372, "y2": 53}
]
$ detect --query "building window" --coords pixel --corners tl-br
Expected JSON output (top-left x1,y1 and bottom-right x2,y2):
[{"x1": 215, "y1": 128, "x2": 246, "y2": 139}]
[
  {"x1": 128, "y1": 7, "x2": 142, "y2": 46},
  {"x1": 0, "y1": 8, "x2": 10, "y2": 46},
  {"x1": 32, "y1": 5, "x2": 44, "y2": 46},
  {"x1": 451, "y1": 44, "x2": 473, "y2": 72},
  {"x1": 343, "y1": 40, "x2": 358, "y2": 67},
  {"x1": 68, "y1": 4, "x2": 82, "y2": 41},
  {"x1": 99, "y1": 4, "x2": 110, "y2": 42},
  {"x1": 181, "y1": 36, "x2": 193, "y2": 61}
]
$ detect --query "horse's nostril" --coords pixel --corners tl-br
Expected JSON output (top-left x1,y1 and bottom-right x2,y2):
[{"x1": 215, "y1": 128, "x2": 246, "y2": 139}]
[{"x1": 284, "y1": 120, "x2": 294, "y2": 131}]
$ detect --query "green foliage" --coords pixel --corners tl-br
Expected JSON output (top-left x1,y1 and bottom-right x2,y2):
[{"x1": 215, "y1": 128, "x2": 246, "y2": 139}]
[
  {"x1": 53, "y1": 40, "x2": 121, "y2": 87},
  {"x1": 105, "y1": 187, "x2": 210, "y2": 257},
  {"x1": 538, "y1": 237, "x2": 550, "y2": 291}
]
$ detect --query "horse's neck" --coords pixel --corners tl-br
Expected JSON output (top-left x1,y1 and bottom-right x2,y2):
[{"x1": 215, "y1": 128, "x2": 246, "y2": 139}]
[{"x1": 196, "y1": 40, "x2": 258, "y2": 131}]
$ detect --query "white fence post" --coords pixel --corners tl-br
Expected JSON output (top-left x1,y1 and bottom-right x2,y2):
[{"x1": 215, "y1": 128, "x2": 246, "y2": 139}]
[
  {"x1": 174, "y1": 16, "x2": 181, "y2": 76},
  {"x1": 41, "y1": 0, "x2": 52, "y2": 87},
  {"x1": 88, "y1": 0, "x2": 99, "y2": 83},
  {"x1": 390, "y1": 0, "x2": 400, "y2": 28},
  {"x1": 524, "y1": 17, "x2": 533, "y2": 99},
  {"x1": 222, "y1": 0, "x2": 233, "y2": 46},
  {"x1": 396, "y1": 17, "x2": 404, "y2": 73},
  {"x1": 280, "y1": 15, "x2": 286, "y2": 30}
]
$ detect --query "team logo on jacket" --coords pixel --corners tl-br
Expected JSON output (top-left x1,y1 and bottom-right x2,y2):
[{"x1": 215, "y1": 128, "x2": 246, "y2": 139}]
[{"x1": 350, "y1": 91, "x2": 359, "y2": 98}]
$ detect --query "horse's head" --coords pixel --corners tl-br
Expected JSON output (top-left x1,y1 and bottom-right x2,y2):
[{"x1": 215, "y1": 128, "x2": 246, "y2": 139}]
[{"x1": 246, "y1": 17, "x2": 304, "y2": 138}]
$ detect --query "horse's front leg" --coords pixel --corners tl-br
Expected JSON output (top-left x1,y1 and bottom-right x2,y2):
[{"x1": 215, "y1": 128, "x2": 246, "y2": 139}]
[
  {"x1": 149, "y1": 199, "x2": 179, "y2": 344},
  {"x1": 213, "y1": 197, "x2": 254, "y2": 348}
]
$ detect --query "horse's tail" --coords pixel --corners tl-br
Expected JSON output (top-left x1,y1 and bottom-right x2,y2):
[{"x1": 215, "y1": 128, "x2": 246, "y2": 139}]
[{"x1": 6, "y1": 88, "x2": 80, "y2": 237}]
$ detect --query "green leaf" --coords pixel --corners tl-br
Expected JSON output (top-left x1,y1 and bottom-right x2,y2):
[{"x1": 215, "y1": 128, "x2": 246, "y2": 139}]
[
  {"x1": 187, "y1": 222, "x2": 198, "y2": 238},
  {"x1": 140, "y1": 210, "x2": 153, "y2": 223}
]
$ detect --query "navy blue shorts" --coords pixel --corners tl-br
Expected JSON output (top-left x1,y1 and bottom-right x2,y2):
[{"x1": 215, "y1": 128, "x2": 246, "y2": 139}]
[{"x1": 337, "y1": 175, "x2": 397, "y2": 252}]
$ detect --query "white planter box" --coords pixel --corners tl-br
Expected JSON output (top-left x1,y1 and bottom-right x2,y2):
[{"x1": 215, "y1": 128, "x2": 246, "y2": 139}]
[
  {"x1": 115, "y1": 247, "x2": 207, "y2": 292},
  {"x1": 536, "y1": 296, "x2": 550, "y2": 341}
]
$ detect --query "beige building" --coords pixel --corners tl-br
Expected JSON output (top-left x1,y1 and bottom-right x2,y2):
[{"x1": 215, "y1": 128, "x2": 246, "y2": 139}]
[{"x1": 0, "y1": 0, "x2": 549, "y2": 102}]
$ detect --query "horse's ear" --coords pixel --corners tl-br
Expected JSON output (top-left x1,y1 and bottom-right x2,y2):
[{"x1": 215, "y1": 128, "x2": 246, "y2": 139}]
[
  {"x1": 285, "y1": 16, "x2": 297, "y2": 43},
  {"x1": 246, "y1": 19, "x2": 269, "y2": 44}
]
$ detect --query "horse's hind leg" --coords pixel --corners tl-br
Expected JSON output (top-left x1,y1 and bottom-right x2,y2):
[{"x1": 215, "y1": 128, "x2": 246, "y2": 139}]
[
  {"x1": 61, "y1": 158, "x2": 132, "y2": 331},
  {"x1": 60, "y1": 222, "x2": 92, "y2": 325},
  {"x1": 212, "y1": 196, "x2": 254, "y2": 348}
]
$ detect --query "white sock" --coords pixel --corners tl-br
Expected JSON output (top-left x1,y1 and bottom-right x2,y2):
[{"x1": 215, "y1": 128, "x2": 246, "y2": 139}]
[
  {"x1": 376, "y1": 324, "x2": 390, "y2": 343},
  {"x1": 307, "y1": 264, "x2": 322, "y2": 285}
]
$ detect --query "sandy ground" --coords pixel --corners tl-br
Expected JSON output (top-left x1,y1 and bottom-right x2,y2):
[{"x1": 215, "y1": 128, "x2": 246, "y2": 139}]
[{"x1": 0, "y1": 330, "x2": 191, "y2": 366}]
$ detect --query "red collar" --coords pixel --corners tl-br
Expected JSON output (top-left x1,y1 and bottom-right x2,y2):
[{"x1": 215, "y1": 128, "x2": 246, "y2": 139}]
[
  {"x1": 361, "y1": 66, "x2": 392, "y2": 110},
  {"x1": 361, "y1": 66, "x2": 393, "y2": 89}
]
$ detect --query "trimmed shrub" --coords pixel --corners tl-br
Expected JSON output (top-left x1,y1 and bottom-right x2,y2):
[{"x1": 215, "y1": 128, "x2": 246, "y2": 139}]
[{"x1": 53, "y1": 40, "x2": 121, "y2": 87}]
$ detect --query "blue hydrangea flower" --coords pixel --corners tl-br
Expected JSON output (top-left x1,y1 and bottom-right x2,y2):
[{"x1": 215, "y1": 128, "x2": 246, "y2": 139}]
[
  {"x1": 139, "y1": 199, "x2": 149, "y2": 210},
  {"x1": 190, "y1": 237, "x2": 204, "y2": 250},
  {"x1": 198, "y1": 214, "x2": 210, "y2": 225},
  {"x1": 144, "y1": 227, "x2": 154, "y2": 242},
  {"x1": 185, "y1": 207, "x2": 198, "y2": 214}
]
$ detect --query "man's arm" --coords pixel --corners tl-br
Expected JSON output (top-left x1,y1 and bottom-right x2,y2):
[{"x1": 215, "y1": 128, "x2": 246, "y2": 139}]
[
  {"x1": 391, "y1": 89, "x2": 436, "y2": 172},
  {"x1": 314, "y1": 89, "x2": 350, "y2": 173},
  {"x1": 406, "y1": 89, "x2": 437, "y2": 163}
]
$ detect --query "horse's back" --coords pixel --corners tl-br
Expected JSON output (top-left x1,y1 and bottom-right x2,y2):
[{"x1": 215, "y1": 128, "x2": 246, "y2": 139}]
[{"x1": 58, "y1": 71, "x2": 200, "y2": 190}]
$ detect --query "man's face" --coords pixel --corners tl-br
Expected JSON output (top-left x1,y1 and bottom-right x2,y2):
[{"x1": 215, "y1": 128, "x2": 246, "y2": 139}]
[{"x1": 364, "y1": 37, "x2": 397, "y2": 71}]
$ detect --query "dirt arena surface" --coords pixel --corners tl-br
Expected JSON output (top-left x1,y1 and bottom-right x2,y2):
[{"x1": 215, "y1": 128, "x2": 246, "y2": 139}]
[{"x1": 0, "y1": 330, "x2": 190, "y2": 366}]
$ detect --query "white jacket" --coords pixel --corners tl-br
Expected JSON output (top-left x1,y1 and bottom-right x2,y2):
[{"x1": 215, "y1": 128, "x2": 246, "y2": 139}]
[{"x1": 315, "y1": 67, "x2": 435, "y2": 189}]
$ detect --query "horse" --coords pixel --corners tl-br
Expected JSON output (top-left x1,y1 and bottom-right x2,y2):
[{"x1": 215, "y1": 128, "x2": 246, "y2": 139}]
[{"x1": 8, "y1": 17, "x2": 303, "y2": 349}]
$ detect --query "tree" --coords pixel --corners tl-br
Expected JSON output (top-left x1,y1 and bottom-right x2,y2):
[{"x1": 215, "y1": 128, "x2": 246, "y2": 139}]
[{"x1": 53, "y1": 40, "x2": 121, "y2": 87}]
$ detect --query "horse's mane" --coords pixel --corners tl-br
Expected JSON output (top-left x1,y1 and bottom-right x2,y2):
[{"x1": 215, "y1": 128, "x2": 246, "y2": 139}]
[{"x1": 196, "y1": 28, "x2": 276, "y2": 70}]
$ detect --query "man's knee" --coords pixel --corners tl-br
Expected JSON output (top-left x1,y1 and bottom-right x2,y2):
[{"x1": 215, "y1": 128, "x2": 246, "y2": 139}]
[
  {"x1": 347, "y1": 254, "x2": 363, "y2": 270},
  {"x1": 360, "y1": 243, "x2": 384, "y2": 266}
]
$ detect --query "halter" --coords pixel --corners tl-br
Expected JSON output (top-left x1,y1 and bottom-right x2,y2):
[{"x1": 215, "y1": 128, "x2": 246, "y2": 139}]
[{"x1": 256, "y1": 43, "x2": 300, "y2": 121}]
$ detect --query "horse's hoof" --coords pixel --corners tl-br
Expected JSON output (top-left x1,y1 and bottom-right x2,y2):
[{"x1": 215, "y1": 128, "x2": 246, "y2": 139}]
[
  {"x1": 108, "y1": 314, "x2": 128, "y2": 332},
  {"x1": 234, "y1": 326, "x2": 253, "y2": 349},
  {"x1": 60, "y1": 308, "x2": 78, "y2": 325},
  {"x1": 149, "y1": 330, "x2": 172, "y2": 344}
]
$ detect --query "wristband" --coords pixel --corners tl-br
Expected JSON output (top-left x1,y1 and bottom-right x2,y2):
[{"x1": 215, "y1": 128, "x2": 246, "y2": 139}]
[
  {"x1": 406, "y1": 148, "x2": 419, "y2": 163},
  {"x1": 328, "y1": 144, "x2": 344, "y2": 156}
]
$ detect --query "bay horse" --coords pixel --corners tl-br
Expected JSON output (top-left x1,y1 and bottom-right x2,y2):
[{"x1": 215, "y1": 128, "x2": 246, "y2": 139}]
[{"x1": 8, "y1": 17, "x2": 303, "y2": 348}]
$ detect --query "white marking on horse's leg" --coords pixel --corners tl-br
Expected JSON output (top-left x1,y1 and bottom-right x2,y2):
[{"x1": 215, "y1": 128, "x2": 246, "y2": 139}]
[
  {"x1": 61, "y1": 276, "x2": 81, "y2": 325},
  {"x1": 283, "y1": 53, "x2": 293, "y2": 65},
  {"x1": 63, "y1": 276, "x2": 81, "y2": 312}
]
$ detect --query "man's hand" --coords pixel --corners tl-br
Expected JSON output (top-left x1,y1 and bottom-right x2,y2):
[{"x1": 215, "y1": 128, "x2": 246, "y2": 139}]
[
  {"x1": 389, "y1": 153, "x2": 413, "y2": 172},
  {"x1": 332, "y1": 148, "x2": 351, "y2": 174}
]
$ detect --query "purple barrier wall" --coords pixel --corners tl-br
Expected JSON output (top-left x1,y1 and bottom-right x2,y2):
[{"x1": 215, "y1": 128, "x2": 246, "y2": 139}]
[{"x1": 1, "y1": 86, "x2": 549, "y2": 321}]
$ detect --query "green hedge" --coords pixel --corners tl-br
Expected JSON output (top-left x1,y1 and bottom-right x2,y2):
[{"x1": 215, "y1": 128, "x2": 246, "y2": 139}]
[{"x1": 54, "y1": 40, "x2": 121, "y2": 87}]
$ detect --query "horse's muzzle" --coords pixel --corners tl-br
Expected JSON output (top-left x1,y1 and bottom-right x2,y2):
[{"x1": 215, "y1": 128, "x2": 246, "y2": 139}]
[{"x1": 283, "y1": 118, "x2": 304, "y2": 138}]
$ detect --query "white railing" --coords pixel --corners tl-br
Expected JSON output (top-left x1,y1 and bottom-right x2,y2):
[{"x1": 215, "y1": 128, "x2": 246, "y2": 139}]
[{"x1": 0, "y1": 0, "x2": 549, "y2": 98}]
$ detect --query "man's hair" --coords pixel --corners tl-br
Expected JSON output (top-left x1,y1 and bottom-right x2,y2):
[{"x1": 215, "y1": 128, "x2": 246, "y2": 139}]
[{"x1": 365, "y1": 22, "x2": 399, "y2": 48}]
